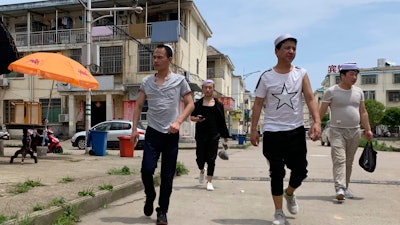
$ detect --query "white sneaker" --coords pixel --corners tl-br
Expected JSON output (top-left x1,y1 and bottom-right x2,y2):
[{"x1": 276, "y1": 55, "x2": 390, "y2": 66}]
[
  {"x1": 199, "y1": 172, "x2": 205, "y2": 184},
  {"x1": 206, "y1": 182, "x2": 214, "y2": 191},
  {"x1": 272, "y1": 210, "x2": 286, "y2": 225},
  {"x1": 283, "y1": 189, "x2": 298, "y2": 214},
  {"x1": 344, "y1": 188, "x2": 354, "y2": 199},
  {"x1": 336, "y1": 188, "x2": 345, "y2": 201}
]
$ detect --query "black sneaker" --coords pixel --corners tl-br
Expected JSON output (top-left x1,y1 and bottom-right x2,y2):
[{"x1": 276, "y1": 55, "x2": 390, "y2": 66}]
[
  {"x1": 156, "y1": 207, "x2": 168, "y2": 225},
  {"x1": 144, "y1": 195, "x2": 155, "y2": 216}
]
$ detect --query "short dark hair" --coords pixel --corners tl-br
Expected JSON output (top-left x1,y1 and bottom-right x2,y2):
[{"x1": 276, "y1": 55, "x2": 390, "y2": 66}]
[
  {"x1": 156, "y1": 44, "x2": 173, "y2": 58},
  {"x1": 275, "y1": 38, "x2": 297, "y2": 50},
  {"x1": 340, "y1": 69, "x2": 359, "y2": 75}
]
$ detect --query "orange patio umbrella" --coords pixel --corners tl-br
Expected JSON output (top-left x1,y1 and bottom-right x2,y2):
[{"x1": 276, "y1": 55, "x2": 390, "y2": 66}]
[{"x1": 8, "y1": 52, "x2": 98, "y2": 90}]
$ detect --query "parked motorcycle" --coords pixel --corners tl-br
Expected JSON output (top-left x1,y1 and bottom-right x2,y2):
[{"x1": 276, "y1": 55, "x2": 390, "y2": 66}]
[{"x1": 47, "y1": 129, "x2": 63, "y2": 153}]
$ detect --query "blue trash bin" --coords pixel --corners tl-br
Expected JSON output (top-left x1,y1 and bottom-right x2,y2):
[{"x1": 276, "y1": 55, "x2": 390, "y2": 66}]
[
  {"x1": 88, "y1": 130, "x2": 107, "y2": 156},
  {"x1": 231, "y1": 134, "x2": 238, "y2": 140},
  {"x1": 238, "y1": 135, "x2": 246, "y2": 145}
]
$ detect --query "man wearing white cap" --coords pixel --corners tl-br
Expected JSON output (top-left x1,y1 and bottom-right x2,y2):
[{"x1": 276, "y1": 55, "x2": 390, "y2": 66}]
[
  {"x1": 250, "y1": 34, "x2": 321, "y2": 225},
  {"x1": 190, "y1": 79, "x2": 229, "y2": 191},
  {"x1": 319, "y1": 63, "x2": 373, "y2": 201},
  {"x1": 131, "y1": 44, "x2": 194, "y2": 225}
]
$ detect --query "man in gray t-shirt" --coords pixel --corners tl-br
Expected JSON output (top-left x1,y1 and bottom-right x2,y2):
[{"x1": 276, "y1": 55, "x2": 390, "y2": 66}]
[
  {"x1": 131, "y1": 44, "x2": 194, "y2": 224},
  {"x1": 319, "y1": 63, "x2": 373, "y2": 202}
]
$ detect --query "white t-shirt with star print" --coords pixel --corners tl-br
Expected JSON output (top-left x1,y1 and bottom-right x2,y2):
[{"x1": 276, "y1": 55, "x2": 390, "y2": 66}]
[{"x1": 254, "y1": 67, "x2": 306, "y2": 132}]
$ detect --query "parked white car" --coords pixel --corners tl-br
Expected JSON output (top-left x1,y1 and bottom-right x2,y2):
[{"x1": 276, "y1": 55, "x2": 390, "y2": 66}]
[
  {"x1": 0, "y1": 124, "x2": 10, "y2": 140},
  {"x1": 71, "y1": 120, "x2": 145, "y2": 150}
]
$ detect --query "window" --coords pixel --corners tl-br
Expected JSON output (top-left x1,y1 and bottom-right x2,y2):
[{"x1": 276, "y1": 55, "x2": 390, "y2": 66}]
[
  {"x1": 3, "y1": 99, "x2": 23, "y2": 124},
  {"x1": 40, "y1": 98, "x2": 61, "y2": 123},
  {"x1": 361, "y1": 74, "x2": 377, "y2": 84},
  {"x1": 138, "y1": 44, "x2": 157, "y2": 72},
  {"x1": 4, "y1": 71, "x2": 24, "y2": 78},
  {"x1": 70, "y1": 49, "x2": 82, "y2": 64},
  {"x1": 335, "y1": 75, "x2": 340, "y2": 84},
  {"x1": 363, "y1": 91, "x2": 375, "y2": 100},
  {"x1": 99, "y1": 46, "x2": 122, "y2": 74},
  {"x1": 388, "y1": 91, "x2": 400, "y2": 102},
  {"x1": 394, "y1": 73, "x2": 400, "y2": 83}
]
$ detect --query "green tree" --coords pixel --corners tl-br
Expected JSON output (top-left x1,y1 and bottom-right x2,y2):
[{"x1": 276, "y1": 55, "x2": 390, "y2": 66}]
[
  {"x1": 380, "y1": 107, "x2": 400, "y2": 127},
  {"x1": 364, "y1": 99, "x2": 385, "y2": 129}
]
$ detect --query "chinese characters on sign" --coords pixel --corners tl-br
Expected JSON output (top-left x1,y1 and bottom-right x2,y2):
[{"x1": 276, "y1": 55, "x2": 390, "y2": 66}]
[{"x1": 328, "y1": 65, "x2": 343, "y2": 73}]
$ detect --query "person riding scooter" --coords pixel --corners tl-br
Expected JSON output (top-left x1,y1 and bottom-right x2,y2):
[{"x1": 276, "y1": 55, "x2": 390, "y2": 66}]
[{"x1": 47, "y1": 129, "x2": 63, "y2": 153}]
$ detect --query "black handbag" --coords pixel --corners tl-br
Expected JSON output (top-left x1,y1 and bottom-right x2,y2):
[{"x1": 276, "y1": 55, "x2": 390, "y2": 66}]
[{"x1": 358, "y1": 141, "x2": 377, "y2": 173}]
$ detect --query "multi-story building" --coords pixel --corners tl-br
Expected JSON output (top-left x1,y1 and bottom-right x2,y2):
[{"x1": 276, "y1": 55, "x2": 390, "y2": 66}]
[
  {"x1": 321, "y1": 58, "x2": 400, "y2": 107},
  {"x1": 319, "y1": 58, "x2": 400, "y2": 134},
  {"x1": 0, "y1": 0, "x2": 212, "y2": 138},
  {"x1": 206, "y1": 45, "x2": 236, "y2": 135}
]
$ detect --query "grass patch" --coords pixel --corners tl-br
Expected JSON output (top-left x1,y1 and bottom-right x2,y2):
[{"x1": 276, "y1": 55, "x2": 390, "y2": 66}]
[
  {"x1": 175, "y1": 161, "x2": 189, "y2": 176},
  {"x1": 53, "y1": 204, "x2": 80, "y2": 225},
  {"x1": 107, "y1": 166, "x2": 131, "y2": 175},
  {"x1": 9, "y1": 179, "x2": 44, "y2": 194},
  {"x1": 98, "y1": 184, "x2": 113, "y2": 191},
  {"x1": 78, "y1": 188, "x2": 95, "y2": 197},
  {"x1": 59, "y1": 176, "x2": 75, "y2": 184},
  {"x1": 360, "y1": 138, "x2": 396, "y2": 152},
  {"x1": 32, "y1": 203, "x2": 45, "y2": 211},
  {"x1": 48, "y1": 197, "x2": 67, "y2": 207},
  {"x1": 0, "y1": 214, "x2": 7, "y2": 223},
  {"x1": 68, "y1": 159, "x2": 84, "y2": 162},
  {"x1": 60, "y1": 152, "x2": 72, "y2": 155}
]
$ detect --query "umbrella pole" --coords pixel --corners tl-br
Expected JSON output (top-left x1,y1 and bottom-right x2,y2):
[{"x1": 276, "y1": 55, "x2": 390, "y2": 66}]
[{"x1": 42, "y1": 80, "x2": 54, "y2": 145}]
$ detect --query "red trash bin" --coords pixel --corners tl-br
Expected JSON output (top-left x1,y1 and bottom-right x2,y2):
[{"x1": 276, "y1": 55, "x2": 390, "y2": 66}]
[{"x1": 118, "y1": 136, "x2": 134, "y2": 157}]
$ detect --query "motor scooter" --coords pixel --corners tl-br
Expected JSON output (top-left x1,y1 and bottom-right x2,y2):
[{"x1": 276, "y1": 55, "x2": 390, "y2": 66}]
[{"x1": 47, "y1": 129, "x2": 63, "y2": 153}]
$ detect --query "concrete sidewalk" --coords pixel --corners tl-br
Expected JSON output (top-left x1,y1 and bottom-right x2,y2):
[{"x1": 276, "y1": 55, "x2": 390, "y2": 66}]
[
  {"x1": 0, "y1": 138, "x2": 399, "y2": 225},
  {"x1": 78, "y1": 140, "x2": 400, "y2": 225}
]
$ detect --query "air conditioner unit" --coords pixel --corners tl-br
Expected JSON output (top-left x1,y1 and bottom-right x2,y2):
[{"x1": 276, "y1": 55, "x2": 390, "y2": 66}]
[
  {"x1": 0, "y1": 78, "x2": 9, "y2": 87},
  {"x1": 58, "y1": 114, "x2": 69, "y2": 122}
]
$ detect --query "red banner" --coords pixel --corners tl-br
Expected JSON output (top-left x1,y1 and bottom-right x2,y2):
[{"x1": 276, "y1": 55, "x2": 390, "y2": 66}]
[{"x1": 219, "y1": 97, "x2": 235, "y2": 110}]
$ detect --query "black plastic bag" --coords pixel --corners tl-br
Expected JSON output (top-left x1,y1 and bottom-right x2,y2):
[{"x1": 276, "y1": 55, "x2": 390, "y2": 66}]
[{"x1": 359, "y1": 141, "x2": 377, "y2": 173}]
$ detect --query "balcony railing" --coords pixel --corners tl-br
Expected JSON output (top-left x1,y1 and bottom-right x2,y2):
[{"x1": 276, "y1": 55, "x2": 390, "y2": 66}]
[
  {"x1": 12, "y1": 22, "x2": 187, "y2": 47},
  {"x1": 13, "y1": 25, "x2": 130, "y2": 47}
]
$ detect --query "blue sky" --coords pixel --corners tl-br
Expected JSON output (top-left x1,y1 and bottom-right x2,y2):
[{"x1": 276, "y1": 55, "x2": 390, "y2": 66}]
[
  {"x1": 195, "y1": 0, "x2": 400, "y2": 92},
  {"x1": 4, "y1": 0, "x2": 400, "y2": 92}
]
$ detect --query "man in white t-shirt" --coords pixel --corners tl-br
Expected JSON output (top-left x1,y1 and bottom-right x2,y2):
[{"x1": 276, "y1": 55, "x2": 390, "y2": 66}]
[
  {"x1": 250, "y1": 34, "x2": 321, "y2": 225},
  {"x1": 319, "y1": 63, "x2": 373, "y2": 201}
]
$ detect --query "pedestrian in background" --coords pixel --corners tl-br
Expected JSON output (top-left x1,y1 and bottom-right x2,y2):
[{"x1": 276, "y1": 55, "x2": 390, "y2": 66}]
[
  {"x1": 319, "y1": 63, "x2": 373, "y2": 201},
  {"x1": 131, "y1": 44, "x2": 194, "y2": 225},
  {"x1": 190, "y1": 79, "x2": 229, "y2": 191},
  {"x1": 250, "y1": 34, "x2": 321, "y2": 225}
]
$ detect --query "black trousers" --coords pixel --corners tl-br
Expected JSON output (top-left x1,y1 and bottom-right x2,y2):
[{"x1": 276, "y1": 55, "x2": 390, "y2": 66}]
[{"x1": 263, "y1": 126, "x2": 308, "y2": 196}]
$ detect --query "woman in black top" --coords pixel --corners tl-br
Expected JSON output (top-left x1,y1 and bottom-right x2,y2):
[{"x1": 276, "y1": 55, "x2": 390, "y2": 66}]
[{"x1": 190, "y1": 79, "x2": 229, "y2": 191}]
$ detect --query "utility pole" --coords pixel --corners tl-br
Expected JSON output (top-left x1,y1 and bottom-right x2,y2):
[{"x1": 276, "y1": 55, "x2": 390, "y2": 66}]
[{"x1": 79, "y1": 0, "x2": 143, "y2": 153}]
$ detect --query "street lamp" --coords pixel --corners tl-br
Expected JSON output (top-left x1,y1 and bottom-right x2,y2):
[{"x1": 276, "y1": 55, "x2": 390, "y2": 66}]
[
  {"x1": 242, "y1": 70, "x2": 260, "y2": 80},
  {"x1": 78, "y1": 0, "x2": 143, "y2": 153}
]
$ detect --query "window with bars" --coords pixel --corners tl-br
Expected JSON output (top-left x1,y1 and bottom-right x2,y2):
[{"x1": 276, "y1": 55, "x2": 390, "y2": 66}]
[
  {"x1": 40, "y1": 98, "x2": 61, "y2": 123},
  {"x1": 394, "y1": 73, "x2": 400, "y2": 83},
  {"x1": 388, "y1": 91, "x2": 400, "y2": 102},
  {"x1": 363, "y1": 90, "x2": 375, "y2": 100},
  {"x1": 99, "y1": 46, "x2": 122, "y2": 74},
  {"x1": 138, "y1": 44, "x2": 157, "y2": 72},
  {"x1": 70, "y1": 49, "x2": 82, "y2": 64},
  {"x1": 361, "y1": 74, "x2": 377, "y2": 84}
]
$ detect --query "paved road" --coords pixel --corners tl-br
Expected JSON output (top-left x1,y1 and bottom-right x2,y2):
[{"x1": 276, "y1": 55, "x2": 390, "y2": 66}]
[{"x1": 78, "y1": 140, "x2": 400, "y2": 225}]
